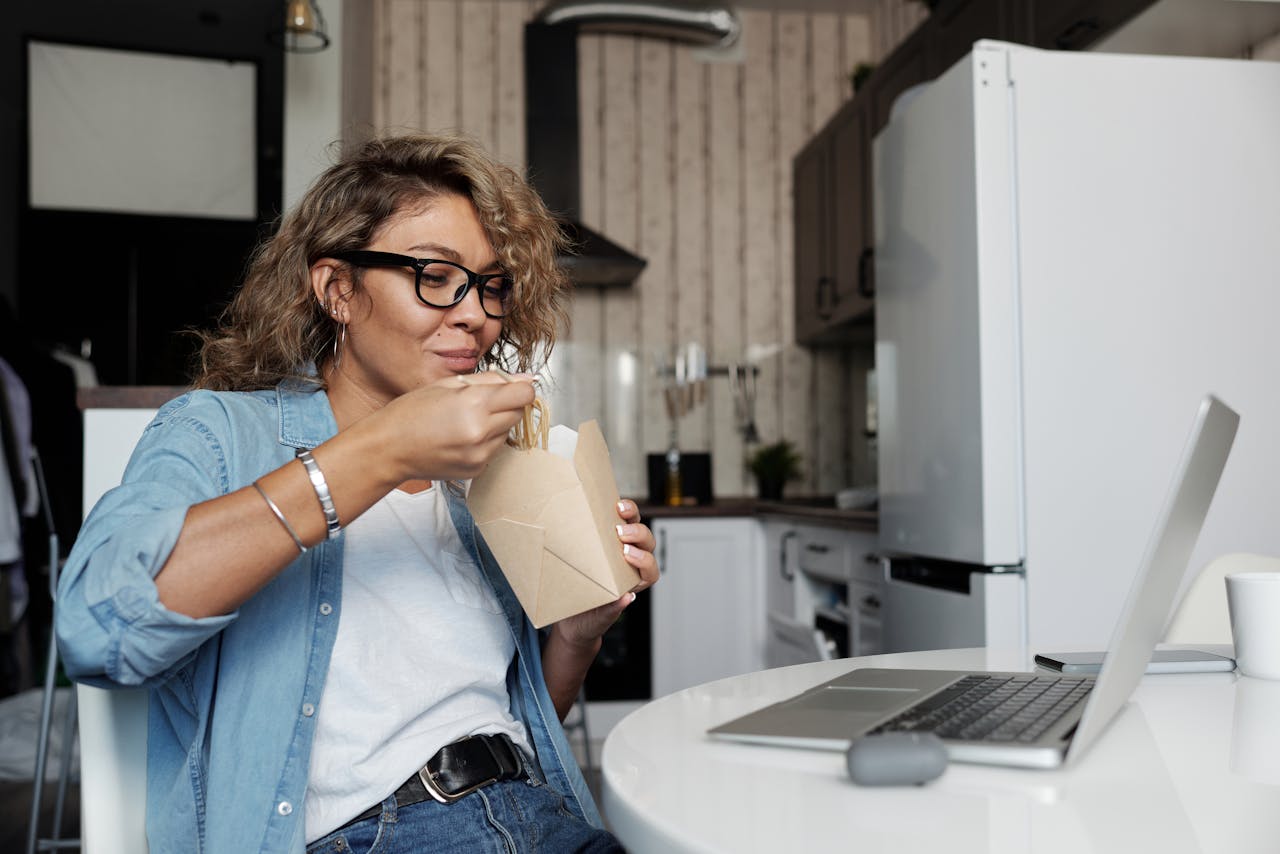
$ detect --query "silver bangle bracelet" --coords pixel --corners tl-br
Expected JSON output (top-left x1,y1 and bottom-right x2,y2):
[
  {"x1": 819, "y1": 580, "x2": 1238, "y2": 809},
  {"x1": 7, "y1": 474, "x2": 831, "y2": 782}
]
[
  {"x1": 297, "y1": 449, "x2": 342, "y2": 539},
  {"x1": 252, "y1": 481, "x2": 307, "y2": 554}
]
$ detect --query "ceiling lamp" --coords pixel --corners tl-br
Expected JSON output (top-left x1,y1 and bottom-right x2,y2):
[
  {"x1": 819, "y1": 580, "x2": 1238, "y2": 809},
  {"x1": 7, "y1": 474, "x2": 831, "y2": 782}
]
[{"x1": 270, "y1": 0, "x2": 331, "y2": 53}]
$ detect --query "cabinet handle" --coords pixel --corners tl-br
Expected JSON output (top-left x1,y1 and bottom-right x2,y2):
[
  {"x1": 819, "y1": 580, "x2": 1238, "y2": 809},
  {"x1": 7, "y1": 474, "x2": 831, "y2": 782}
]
[
  {"x1": 1054, "y1": 17, "x2": 1100, "y2": 50},
  {"x1": 816, "y1": 276, "x2": 833, "y2": 320},
  {"x1": 658, "y1": 529, "x2": 667, "y2": 572},
  {"x1": 780, "y1": 530, "x2": 797, "y2": 582},
  {"x1": 805, "y1": 543, "x2": 830, "y2": 554},
  {"x1": 857, "y1": 247, "x2": 875, "y2": 298}
]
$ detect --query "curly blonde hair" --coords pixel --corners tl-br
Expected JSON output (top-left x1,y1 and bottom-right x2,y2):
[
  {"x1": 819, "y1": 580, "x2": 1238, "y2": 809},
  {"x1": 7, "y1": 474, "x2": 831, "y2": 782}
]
[{"x1": 194, "y1": 133, "x2": 570, "y2": 390}]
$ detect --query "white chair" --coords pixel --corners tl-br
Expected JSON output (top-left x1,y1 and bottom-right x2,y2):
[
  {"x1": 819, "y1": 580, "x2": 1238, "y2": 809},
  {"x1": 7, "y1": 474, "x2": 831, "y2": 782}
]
[
  {"x1": 1164, "y1": 552, "x2": 1280, "y2": 645},
  {"x1": 75, "y1": 685, "x2": 149, "y2": 854},
  {"x1": 72, "y1": 405, "x2": 160, "y2": 853}
]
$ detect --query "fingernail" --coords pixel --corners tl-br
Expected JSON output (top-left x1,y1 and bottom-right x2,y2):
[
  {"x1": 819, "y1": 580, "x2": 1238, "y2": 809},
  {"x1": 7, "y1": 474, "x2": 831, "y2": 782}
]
[
  {"x1": 628, "y1": 591, "x2": 637, "y2": 603},
  {"x1": 616, "y1": 501, "x2": 627, "y2": 515},
  {"x1": 623, "y1": 543, "x2": 633, "y2": 559},
  {"x1": 616, "y1": 524, "x2": 626, "y2": 539}
]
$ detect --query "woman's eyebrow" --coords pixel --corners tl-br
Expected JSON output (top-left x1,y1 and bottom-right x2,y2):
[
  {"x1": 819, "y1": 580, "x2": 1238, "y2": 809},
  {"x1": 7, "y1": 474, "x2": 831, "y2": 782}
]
[{"x1": 404, "y1": 242, "x2": 460, "y2": 261}]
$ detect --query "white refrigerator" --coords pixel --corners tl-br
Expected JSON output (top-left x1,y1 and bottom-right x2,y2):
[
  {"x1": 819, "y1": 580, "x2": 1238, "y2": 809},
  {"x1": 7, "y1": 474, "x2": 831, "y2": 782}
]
[{"x1": 872, "y1": 40, "x2": 1280, "y2": 654}]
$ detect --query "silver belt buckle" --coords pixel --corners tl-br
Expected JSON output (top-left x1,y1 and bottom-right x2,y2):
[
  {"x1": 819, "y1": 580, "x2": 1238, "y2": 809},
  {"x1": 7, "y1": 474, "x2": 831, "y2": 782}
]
[{"x1": 418, "y1": 766, "x2": 499, "y2": 805}]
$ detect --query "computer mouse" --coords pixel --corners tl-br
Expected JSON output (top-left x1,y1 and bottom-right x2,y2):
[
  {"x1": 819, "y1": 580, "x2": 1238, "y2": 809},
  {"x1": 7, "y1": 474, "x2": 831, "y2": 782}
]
[{"x1": 845, "y1": 732, "x2": 948, "y2": 786}]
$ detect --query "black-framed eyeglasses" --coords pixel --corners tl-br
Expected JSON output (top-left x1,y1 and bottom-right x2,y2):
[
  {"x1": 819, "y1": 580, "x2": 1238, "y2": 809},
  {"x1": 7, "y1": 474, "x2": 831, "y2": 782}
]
[{"x1": 331, "y1": 250, "x2": 515, "y2": 318}]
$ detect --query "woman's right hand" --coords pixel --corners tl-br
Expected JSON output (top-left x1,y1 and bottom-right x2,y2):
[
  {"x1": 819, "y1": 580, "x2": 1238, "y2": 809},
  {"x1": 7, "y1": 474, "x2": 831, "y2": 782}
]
[
  {"x1": 375, "y1": 372, "x2": 536, "y2": 483},
  {"x1": 154, "y1": 372, "x2": 535, "y2": 619}
]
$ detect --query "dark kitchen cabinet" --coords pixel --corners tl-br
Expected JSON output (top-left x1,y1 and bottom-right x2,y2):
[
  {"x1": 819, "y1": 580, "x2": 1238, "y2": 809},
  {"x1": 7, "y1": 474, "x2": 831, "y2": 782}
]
[
  {"x1": 794, "y1": 97, "x2": 874, "y2": 346},
  {"x1": 794, "y1": 0, "x2": 1157, "y2": 347},
  {"x1": 932, "y1": 0, "x2": 1028, "y2": 83},
  {"x1": 1028, "y1": 0, "x2": 1154, "y2": 50}
]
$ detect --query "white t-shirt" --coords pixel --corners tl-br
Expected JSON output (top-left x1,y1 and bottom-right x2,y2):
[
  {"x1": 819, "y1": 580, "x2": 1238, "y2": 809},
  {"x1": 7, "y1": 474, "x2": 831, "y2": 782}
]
[{"x1": 304, "y1": 485, "x2": 531, "y2": 842}]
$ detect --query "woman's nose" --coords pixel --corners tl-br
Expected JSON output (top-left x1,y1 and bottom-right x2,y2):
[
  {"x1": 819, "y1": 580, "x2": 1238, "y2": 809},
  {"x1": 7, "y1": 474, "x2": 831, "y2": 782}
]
[{"x1": 445, "y1": 283, "x2": 488, "y2": 328}]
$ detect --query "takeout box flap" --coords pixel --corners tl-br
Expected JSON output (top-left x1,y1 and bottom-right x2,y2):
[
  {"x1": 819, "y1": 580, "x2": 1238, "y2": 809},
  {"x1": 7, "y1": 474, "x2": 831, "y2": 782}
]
[
  {"x1": 533, "y1": 549, "x2": 623, "y2": 627},
  {"x1": 474, "y1": 518, "x2": 545, "y2": 614},
  {"x1": 467, "y1": 444, "x2": 580, "y2": 524},
  {"x1": 535, "y1": 485, "x2": 624, "y2": 595},
  {"x1": 572, "y1": 420, "x2": 639, "y2": 593},
  {"x1": 475, "y1": 513, "x2": 621, "y2": 628}
]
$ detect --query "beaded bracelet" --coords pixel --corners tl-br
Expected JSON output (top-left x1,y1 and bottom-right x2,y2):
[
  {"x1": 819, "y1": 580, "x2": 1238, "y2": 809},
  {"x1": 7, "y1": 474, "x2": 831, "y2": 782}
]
[
  {"x1": 252, "y1": 481, "x2": 307, "y2": 554},
  {"x1": 297, "y1": 449, "x2": 342, "y2": 539}
]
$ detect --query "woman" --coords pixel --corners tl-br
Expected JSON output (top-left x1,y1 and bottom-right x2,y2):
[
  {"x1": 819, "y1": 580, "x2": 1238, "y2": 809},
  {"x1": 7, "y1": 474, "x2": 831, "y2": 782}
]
[{"x1": 55, "y1": 134, "x2": 657, "y2": 853}]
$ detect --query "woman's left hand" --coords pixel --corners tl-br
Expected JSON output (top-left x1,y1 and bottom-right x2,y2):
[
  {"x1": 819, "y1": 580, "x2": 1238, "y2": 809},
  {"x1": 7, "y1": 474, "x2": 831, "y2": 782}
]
[{"x1": 552, "y1": 499, "x2": 659, "y2": 646}]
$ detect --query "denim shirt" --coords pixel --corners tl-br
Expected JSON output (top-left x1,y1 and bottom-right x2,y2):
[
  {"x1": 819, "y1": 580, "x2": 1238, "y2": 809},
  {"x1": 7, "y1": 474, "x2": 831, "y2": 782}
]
[{"x1": 54, "y1": 380, "x2": 602, "y2": 853}]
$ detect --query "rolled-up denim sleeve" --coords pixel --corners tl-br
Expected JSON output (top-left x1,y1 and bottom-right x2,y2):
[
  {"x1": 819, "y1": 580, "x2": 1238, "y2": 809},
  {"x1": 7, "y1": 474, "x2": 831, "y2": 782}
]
[{"x1": 56, "y1": 401, "x2": 240, "y2": 688}]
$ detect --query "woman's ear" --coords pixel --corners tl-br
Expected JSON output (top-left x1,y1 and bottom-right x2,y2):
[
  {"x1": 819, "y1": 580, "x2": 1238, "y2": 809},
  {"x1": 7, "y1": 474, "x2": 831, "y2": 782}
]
[{"x1": 309, "y1": 260, "x2": 350, "y2": 323}]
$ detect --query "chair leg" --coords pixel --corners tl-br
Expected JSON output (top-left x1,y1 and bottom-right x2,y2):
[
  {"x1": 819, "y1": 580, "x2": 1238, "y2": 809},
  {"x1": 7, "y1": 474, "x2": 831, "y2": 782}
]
[
  {"x1": 51, "y1": 689, "x2": 78, "y2": 842},
  {"x1": 26, "y1": 626, "x2": 60, "y2": 854}
]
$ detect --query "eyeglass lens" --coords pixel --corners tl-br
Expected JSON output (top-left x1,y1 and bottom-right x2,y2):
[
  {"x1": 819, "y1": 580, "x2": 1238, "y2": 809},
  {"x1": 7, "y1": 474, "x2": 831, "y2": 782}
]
[{"x1": 419, "y1": 261, "x2": 513, "y2": 318}]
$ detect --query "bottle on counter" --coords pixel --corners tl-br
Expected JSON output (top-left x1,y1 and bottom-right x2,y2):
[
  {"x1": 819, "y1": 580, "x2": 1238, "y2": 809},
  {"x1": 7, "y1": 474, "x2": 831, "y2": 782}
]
[{"x1": 665, "y1": 445, "x2": 683, "y2": 507}]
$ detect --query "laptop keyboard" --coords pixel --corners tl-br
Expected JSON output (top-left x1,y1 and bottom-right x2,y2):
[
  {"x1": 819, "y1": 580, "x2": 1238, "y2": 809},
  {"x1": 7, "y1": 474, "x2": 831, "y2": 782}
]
[{"x1": 869, "y1": 674, "x2": 1094, "y2": 743}]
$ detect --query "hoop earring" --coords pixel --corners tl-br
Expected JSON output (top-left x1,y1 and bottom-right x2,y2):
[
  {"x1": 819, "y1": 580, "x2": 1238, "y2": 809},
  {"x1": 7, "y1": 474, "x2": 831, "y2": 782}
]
[{"x1": 332, "y1": 322, "x2": 346, "y2": 369}]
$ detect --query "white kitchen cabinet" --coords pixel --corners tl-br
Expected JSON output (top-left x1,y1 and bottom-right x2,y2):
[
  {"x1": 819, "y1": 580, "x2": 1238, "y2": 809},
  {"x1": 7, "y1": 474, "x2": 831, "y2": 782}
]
[
  {"x1": 761, "y1": 516, "x2": 881, "y2": 668},
  {"x1": 650, "y1": 517, "x2": 765, "y2": 698}
]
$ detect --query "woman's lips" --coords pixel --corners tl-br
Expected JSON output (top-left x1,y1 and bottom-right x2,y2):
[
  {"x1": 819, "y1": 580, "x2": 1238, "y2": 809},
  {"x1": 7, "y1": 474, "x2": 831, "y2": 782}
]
[{"x1": 435, "y1": 349, "x2": 480, "y2": 371}]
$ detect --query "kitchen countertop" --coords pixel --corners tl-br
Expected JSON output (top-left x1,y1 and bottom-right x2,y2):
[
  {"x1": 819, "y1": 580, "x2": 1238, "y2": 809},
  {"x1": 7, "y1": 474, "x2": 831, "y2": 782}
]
[{"x1": 635, "y1": 496, "x2": 877, "y2": 530}]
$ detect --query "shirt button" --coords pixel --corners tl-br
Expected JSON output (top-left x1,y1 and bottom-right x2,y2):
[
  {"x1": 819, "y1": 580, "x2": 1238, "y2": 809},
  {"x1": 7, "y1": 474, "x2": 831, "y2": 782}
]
[
  {"x1": 277, "y1": 801, "x2": 293, "y2": 816},
  {"x1": 302, "y1": 703, "x2": 315, "y2": 717},
  {"x1": 319, "y1": 602, "x2": 333, "y2": 616}
]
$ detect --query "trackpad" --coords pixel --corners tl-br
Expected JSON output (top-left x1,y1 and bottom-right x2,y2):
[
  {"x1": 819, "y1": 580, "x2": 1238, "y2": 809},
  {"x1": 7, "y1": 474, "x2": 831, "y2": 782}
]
[{"x1": 785, "y1": 686, "x2": 918, "y2": 714}]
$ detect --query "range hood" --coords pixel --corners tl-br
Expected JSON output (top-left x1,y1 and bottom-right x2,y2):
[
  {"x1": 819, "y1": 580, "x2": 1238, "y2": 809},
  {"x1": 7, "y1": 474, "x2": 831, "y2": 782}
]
[{"x1": 524, "y1": 2, "x2": 741, "y2": 287}]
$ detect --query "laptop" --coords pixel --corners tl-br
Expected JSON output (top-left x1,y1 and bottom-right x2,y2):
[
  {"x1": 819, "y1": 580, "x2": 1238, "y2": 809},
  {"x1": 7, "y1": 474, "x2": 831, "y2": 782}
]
[{"x1": 708, "y1": 395, "x2": 1239, "y2": 769}]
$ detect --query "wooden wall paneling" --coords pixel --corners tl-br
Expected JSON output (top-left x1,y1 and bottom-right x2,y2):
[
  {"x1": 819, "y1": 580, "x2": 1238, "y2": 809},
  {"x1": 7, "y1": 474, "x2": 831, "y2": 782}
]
[
  {"x1": 671, "y1": 47, "x2": 711, "y2": 457},
  {"x1": 844, "y1": 11, "x2": 874, "y2": 99},
  {"x1": 380, "y1": 0, "x2": 424, "y2": 131},
  {"x1": 599, "y1": 34, "x2": 643, "y2": 496},
  {"x1": 775, "y1": 12, "x2": 813, "y2": 491},
  {"x1": 707, "y1": 55, "x2": 746, "y2": 497},
  {"x1": 810, "y1": 13, "x2": 844, "y2": 123},
  {"x1": 635, "y1": 40, "x2": 677, "y2": 496},
  {"x1": 871, "y1": 0, "x2": 930, "y2": 63},
  {"x1": 740, "y1": 10, "x2": 780, "y2": 495},
  {"x1": 421, "y1": 0, "x2": 460, "y2": 133},
  {"x1": 459, "y1": 0, "x2": 497, "y2": 152},
  {"x1": 492, "y1": 0, "x2": 529, "y2": 170}
]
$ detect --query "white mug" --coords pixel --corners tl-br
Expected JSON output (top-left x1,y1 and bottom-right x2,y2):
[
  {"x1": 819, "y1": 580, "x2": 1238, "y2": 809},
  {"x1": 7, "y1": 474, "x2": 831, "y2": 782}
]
[{"x1": 1226, "y1": 572, "x2": 1280, "y2": 680}]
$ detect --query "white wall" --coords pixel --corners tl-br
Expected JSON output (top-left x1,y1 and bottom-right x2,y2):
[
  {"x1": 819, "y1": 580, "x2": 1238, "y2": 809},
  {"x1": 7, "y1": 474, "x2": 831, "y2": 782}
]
[{"x1": 284, "y1": 0, "x2": 345, "y2": 211}]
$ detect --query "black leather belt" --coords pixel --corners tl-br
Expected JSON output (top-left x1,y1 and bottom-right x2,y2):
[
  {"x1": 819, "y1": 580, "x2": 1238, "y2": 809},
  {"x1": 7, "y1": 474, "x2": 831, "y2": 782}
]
[{"x1": 343, "y1": 733, "x2": 526, "y2": 828}]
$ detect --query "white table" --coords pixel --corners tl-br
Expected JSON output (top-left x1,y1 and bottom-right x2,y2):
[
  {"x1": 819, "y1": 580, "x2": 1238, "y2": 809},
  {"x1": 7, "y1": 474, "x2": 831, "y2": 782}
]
[{"x1": 601, "y1": 647, "x2": 1280, "y2": 853}]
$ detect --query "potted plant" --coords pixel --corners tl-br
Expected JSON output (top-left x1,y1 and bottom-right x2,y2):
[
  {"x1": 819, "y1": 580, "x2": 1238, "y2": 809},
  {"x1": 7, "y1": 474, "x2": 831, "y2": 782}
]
[{"x1": 746, "y1": 439, "x2": 803, "y2": 501}]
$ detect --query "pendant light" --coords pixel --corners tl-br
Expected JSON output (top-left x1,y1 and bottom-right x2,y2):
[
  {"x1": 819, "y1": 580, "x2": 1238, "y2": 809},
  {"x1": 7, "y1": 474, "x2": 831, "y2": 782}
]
[{"x1": 269, "y1": 0, "x2": 330, "y2": 53}]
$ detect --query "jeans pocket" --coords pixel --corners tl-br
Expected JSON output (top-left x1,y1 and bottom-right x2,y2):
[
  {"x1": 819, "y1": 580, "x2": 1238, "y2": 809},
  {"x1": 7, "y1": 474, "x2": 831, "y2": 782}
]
[{"x1": 306, "y1": 813, "x2": 393, "y2": 854}]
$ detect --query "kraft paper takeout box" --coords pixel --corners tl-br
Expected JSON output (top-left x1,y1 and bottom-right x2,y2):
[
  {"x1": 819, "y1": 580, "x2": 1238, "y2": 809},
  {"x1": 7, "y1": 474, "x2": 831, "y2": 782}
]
[{"x1": 466, "y1": 420, "x2": 640, "y2": 628}]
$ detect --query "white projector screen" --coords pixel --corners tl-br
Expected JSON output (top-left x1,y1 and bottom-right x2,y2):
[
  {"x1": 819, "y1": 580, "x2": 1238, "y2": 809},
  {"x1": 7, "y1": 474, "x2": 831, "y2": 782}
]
[{"x1": 28, "y1": 41, "x2": 257, "y2": 220}]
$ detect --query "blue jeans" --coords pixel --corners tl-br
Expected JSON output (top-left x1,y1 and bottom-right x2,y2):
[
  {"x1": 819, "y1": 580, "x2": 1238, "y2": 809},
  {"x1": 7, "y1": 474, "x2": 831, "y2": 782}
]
[{"x1": 305, "y1": 778, "x2": 623, "y2": 854}]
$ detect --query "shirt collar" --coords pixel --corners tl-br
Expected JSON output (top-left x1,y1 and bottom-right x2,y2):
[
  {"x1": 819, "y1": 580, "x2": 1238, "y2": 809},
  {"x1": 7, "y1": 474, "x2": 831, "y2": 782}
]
[{"x1": 275, "y1": 364, "x2": 338, "y2": 449}]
